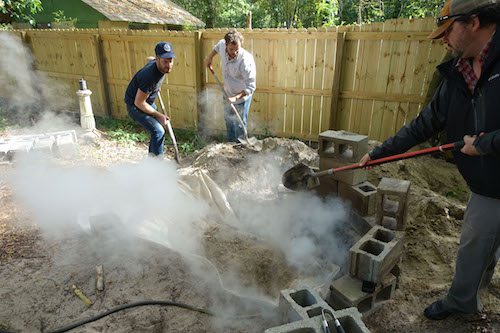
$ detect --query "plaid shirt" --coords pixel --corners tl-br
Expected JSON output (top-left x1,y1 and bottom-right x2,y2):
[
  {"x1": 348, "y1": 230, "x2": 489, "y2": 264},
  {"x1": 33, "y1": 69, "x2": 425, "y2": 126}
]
[{"x1": 456, "y1": 32, "x2": 496, "y2": 95}]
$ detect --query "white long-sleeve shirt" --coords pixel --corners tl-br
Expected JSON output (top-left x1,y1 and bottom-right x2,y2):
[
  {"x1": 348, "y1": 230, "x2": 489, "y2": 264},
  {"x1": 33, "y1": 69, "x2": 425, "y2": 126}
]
[{"x1": 214, "y1": 39, "x2": 256, "y2": 104}]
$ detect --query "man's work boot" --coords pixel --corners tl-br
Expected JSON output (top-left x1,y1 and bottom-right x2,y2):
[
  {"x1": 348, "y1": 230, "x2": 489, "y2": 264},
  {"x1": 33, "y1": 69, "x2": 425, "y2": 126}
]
[{"x1": 424, "y1": 300, "x2": 458, "y2": 320}]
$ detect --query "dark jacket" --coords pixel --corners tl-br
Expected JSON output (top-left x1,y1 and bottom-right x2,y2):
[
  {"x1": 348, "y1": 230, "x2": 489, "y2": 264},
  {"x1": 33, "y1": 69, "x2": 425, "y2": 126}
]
[{"x1": 370, "y1": 27, "x2": 500, "y2": 199}]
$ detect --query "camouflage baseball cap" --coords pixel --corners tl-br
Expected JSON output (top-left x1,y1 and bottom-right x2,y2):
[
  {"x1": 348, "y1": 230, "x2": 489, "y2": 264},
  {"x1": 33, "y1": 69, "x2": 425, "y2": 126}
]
[{"x1": 428, "y1": 0, "x2": 498, "y2": 39}]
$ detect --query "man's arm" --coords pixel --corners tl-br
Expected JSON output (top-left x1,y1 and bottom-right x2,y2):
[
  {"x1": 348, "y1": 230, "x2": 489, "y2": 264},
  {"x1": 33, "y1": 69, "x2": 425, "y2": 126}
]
[
  {"x1": 134, "y1": 89, "x2": 168, "y2": 126},
  {"x1": 360, "y1": 80, "x2": 449, "y2": 166},
  {"x1": 204, "y1": 49, "x2": 218, "y2": 68}
]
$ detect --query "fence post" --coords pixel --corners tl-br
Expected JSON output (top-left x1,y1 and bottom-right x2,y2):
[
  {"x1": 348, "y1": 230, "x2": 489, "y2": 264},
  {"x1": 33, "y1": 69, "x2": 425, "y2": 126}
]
[
  {"x1": 93, "y1": 34, "x2": 112, "y2": 117},
  {"x1": 194, "y1": 30, "x2": 204, "y2": 132},
  {"x1": 329, "y1": 31, "x2": 346, "y2": 130}
]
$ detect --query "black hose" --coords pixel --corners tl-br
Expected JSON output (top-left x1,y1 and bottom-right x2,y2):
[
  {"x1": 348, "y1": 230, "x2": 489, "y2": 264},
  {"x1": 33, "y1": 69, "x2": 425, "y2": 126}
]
[{"x1": 0, "y1": 300, "x2": 214, "y2": 333}]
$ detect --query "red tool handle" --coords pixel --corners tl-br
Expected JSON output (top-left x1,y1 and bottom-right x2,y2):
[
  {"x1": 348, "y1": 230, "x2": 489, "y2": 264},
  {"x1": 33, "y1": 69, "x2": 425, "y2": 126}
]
[{"x1": 314, "y1": 140, "x2": 465, "y2": 177}]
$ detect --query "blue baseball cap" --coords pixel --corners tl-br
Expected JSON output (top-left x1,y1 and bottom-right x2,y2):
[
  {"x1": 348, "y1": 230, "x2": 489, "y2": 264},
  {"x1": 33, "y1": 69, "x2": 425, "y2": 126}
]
[{"x1": 155, "y1": 42, "x2": 176, "y2": 59}]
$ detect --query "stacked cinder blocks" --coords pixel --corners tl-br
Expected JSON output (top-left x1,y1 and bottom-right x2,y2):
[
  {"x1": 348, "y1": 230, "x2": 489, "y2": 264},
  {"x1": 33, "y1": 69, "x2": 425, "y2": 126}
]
[
  {"x1": 328, "y1": 273, "x2": 397, "y2": 317},
  {"x1": 265, "y1": 286, "x2": 370, "y2": 333},
  {"x1": 327, "y1": 176, "x2": 411, "y2": 318},
  {"x1": 327, "y1": 225, "x2": 404, "y2": 317},
  {"x1": 348, "y1": 225, "x2": 404, "y2": 283},
  {"x1": 316, "y1": 130, "x2": 377, "y2": 218},
  {"x1": 376, "y1": 177, "x2": 411, "y2": 231}
]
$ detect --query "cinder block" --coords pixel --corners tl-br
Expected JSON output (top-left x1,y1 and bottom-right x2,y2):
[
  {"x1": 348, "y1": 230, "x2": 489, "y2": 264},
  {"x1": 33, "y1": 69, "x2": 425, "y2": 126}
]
[
  {"x1": 339, "y1": 181, "x2": 377, "y2": 216},
  {"x1": 279, "y1": 287, "x2": 334, "y2": 323},
  {"x1": 54, "y1": 132, "x2": 77, "y2": 158},
  {"x1": 312, "y1": 176, "x2": 339, "y2": 197},
  {"x1": 328, "y1": 274, "x2": 397, "y2": 317},
  {"x1": 349, "y1": 225, "x2": 404, "y2": 284},
  {"x1": 376, "y1": 178, "x2": 411, "y2": 231},
  {"x1": 320, "y1": 157, "x2": 367, "y2": 185},
  {"x1": 349, "y1": 212, "x2": 377, "y2": 239},
  {"x1": 265, "y1": 307, "x2": 371, "y2": 333},
  {"x1": 318, "y1": 130, "x2": 368, "y2": 162},
  {"x1": 264, "y1": 317, "x2": 319, "y2": 333},
  {"x1": 7, "y1": 138, "x2": 35, "y2": 160},
  {"x1": 32, "y1": 136, "x2": 55, "y2": 155}
]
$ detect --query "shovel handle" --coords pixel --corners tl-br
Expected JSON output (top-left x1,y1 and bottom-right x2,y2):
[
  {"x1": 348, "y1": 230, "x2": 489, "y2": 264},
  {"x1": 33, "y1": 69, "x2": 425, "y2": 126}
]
[
  {"x1": 208, "y1": 65, "x2": 251, "y2": 142},
  {"x1": 313, "y1": 140, "x2": 465, "y2": 178},
  {"x1": 157, "y1": 91, "x2": 180, "y2": 163}
]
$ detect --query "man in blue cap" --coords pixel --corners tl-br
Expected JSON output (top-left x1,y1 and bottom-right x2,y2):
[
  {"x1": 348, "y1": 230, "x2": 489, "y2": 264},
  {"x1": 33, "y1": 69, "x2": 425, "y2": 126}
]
[
  {"x1": 359, "y1": 0, "x2": 500, "y2": 321},
  {"x1": 124, "y1": 42, "x2": 175, "y2": 157}
]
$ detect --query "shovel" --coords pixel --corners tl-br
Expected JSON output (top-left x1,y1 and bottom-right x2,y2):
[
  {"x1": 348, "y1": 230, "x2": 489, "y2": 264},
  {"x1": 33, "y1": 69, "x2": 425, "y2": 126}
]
[
  {"x1": 282, "y1": 140, "x2": 465, "y2": 191},
  {"x1": 207, "y1": 65, "x2": 261, "y2": 149},
  {"x1": 157, "y1": 91, "x2": 180, "y2": 164}
]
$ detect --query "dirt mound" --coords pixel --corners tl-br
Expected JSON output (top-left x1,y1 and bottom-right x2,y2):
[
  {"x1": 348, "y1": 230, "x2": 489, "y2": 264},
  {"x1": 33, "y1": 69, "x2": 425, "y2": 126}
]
[{"x1": 0, "y1": 135, "x2": 498, "y2": 333}]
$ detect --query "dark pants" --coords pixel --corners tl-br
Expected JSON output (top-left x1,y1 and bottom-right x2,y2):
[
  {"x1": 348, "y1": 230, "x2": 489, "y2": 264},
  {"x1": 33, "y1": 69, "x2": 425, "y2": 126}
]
[{"x1": 127, "y1": 104, "x2": 165, "y2": 156}]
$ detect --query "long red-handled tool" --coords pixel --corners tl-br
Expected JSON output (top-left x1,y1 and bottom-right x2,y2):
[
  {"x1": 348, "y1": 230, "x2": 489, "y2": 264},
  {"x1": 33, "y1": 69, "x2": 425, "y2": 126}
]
[
  {"x1": 282, "y1": 140, "x2": 465, "y2": 191},
  {"x1": 207, "y1": 65, "x2": 261, "y2": 149}
]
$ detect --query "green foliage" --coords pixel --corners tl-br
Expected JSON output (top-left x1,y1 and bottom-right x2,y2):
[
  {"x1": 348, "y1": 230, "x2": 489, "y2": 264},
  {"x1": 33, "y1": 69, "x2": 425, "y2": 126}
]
[
  {"x1": 52, "y1": 9, "x2": 77, "y2": 25},
  {"x1": 172, "y1": 0, "x2": 445, "y2": 28},
  {"x1": 175, "y1": 0, "x2": 250, "y2": 28},
  {"x1": 96, "y1": 117, "x2": 149, "y2": 145},
  {"x1": 0, "y1": 0, "x2": 42, "y2": 22},
  {"x1": 0, "y1": 107, "x2": 21, "y2": 131},
  {"x1": 0, "y1": 23, "x2": 13, "y2": 30},
  {"x1": 96, "y1": 118, "x2": 208, "y2": 156},
  {"x1": 444, "y1": 187, "x2": 468, "y2": 198},
  {"x1": 172, "y1": 126, "x2": 207, "y2": 155}
]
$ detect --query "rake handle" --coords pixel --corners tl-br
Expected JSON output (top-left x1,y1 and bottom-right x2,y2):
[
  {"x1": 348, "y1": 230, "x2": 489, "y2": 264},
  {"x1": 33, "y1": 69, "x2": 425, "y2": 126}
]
[{"x1": 313, "y1": 140, "x2": 465, "y2": 178}]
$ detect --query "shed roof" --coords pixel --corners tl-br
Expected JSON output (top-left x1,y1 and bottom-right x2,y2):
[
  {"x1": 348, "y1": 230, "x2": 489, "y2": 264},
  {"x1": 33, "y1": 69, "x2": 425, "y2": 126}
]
[{"x1": 81, "y1": 0, "x2": 205, "y2": 27}]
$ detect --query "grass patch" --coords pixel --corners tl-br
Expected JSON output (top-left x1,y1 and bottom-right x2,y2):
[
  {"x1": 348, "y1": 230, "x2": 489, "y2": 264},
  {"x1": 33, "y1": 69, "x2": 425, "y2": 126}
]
[{"x1": 96, "y1": 117, "x2": 210, "y2": 156}]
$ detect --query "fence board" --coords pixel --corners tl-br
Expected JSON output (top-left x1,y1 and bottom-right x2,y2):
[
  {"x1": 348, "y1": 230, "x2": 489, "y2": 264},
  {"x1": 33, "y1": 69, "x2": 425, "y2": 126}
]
[{"x1": 4, "y1": 21, "x2": 448, "y2": 141}]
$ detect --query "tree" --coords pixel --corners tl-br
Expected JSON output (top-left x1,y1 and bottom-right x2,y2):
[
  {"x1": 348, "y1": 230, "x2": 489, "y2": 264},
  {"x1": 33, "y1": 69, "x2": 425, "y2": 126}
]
[
  {"x1": 0, "y1": 0, "x2": 42, "y2": 23},
  {"x1": 173, "y1": 0, "x2": 446, "y2": 28},
  {"x1": 174, "y1": 0, "x2": 250, "y2": 28}
]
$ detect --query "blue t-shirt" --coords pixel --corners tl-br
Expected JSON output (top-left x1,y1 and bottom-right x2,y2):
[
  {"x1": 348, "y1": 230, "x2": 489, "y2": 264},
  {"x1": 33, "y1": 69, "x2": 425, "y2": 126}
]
[{"x1": 124, "y1": 60, "x2": 165, "y2": 106}]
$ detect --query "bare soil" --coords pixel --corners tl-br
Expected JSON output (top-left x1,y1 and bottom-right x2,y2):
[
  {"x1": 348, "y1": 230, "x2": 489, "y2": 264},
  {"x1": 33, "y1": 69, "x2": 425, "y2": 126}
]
[{"x1": 0, "y1": 133, "x2": 498, "y2": 333}]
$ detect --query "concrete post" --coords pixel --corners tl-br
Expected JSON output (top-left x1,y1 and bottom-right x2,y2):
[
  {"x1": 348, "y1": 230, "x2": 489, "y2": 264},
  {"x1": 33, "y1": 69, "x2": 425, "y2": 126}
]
[{"x1": 76, "y1": 78, "x2": 96, "y2": 131}]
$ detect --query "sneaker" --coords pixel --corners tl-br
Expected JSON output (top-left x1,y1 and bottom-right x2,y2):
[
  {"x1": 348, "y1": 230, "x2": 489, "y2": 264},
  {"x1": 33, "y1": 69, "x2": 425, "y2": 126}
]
[{"x1": 424, "y1": 300, "x2": 457, "y2": 320}]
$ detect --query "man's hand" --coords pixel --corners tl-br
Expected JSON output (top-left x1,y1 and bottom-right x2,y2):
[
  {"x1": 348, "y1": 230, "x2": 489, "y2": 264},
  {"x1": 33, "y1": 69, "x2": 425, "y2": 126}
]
[
  {"x1": 227, "y1": 96, "x2": 238, "y2": 104},
  {"x1": 359, "y1": 153, "x2": 373, "y2": 169},
  {"x1": 461, "y1": 133, "x2": 484, "y2": 156},
  {"x1": 203, "y1": 58, "x2": 211, "y2": 68},
  {"x1": 156, "y1": 113, "x2": 169, "y2": 127}
]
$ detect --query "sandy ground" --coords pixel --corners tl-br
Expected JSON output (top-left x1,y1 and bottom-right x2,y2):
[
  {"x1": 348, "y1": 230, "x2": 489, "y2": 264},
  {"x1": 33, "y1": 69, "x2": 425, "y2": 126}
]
[{"x1": 0, "y1": 132, "x2": 499, "y2": 333}]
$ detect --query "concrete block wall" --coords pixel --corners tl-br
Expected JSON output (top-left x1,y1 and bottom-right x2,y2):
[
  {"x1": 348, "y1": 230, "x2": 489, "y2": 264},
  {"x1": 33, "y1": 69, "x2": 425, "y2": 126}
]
[
  {"x1": 375, "y1": 178, "x2": 411, "y2": 231},
  {"x1": 279, "y1": 287, "x2": 334, "y2": 323},
  {"x1": 349, "y1": 225, "x2": 405, "y2": 284},
  {"x1": 318, "y1": 130, "x2": 368, "y2": 162},
  {"x1": 265, "y1": 307, "x2": 371, "y2": 333},
  {"x1": 318, "y1": 130, "x2": 369, "y2": 187},
  {"x1": 320, "y1": 158, "x2": 367, "y2": 186},
  {"x1": 339, "y1": 181, "x2": 377, "y2": 216},
  {"x1": 313, "y1": 176, "x2": 339, "y2": 197},
  {"x1": 327, "y1": 273, "x2": 397, "y2": 317},
  {"x1": 1, "y1": 130, "x2": 77, "y2": 162}
]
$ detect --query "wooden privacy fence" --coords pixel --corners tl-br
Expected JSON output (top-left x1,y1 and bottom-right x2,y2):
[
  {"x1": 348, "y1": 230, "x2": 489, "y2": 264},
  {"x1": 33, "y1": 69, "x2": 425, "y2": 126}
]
[{"x1": 6, "y1": 18, "x2": 446, "y2": 142}]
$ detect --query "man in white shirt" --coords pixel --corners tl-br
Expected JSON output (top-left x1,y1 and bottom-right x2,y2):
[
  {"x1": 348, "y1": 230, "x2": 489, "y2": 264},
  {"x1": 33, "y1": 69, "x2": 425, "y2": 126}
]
[{"x1": 204, "y1": 31, "x2": 256, "y2": 142}]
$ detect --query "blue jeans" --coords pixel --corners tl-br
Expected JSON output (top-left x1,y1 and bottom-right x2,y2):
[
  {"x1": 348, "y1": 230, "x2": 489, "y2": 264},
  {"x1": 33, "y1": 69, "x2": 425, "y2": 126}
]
[
  {"x1": 223, "y1": 96, "x2": 252, "y2": 143},
  {"x1": 127, "y1": 104, "x2": 165, "y2": 156}
]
